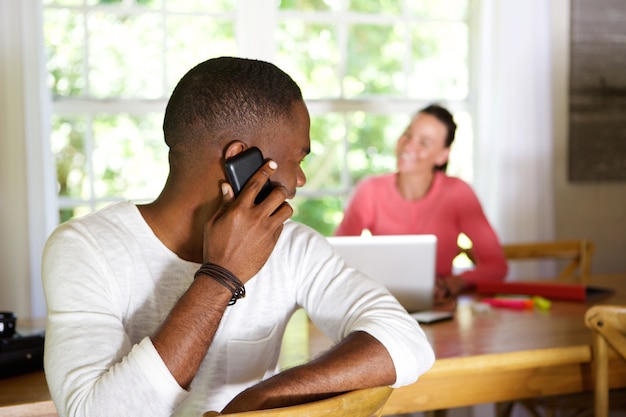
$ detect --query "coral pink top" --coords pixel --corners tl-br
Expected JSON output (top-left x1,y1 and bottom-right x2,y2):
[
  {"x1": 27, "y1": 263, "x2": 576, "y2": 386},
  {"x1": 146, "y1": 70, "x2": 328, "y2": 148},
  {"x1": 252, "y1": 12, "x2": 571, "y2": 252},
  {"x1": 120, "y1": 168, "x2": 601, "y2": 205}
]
[{"x1": 335, "y1": 172, "x2": 508, "y2": 286}]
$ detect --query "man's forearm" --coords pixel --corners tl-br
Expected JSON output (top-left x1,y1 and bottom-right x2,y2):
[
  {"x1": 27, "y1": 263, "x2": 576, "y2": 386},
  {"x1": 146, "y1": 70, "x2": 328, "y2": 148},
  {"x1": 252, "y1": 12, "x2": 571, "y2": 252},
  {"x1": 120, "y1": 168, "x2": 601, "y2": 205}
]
[
  {"x1": 221, "y1": 331, "x2": 395, "y2": 413},
  {"x1": 151, "y1": 276, "x2": 232, "y2": 389}
]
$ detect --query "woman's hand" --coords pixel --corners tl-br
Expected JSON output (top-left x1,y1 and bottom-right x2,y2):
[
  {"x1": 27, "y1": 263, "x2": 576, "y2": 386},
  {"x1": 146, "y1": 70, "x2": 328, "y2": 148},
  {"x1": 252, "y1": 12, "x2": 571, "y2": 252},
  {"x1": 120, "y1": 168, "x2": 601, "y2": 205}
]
[{"x1": 434, "y1": 275, "x2": 465, "y2": 311}]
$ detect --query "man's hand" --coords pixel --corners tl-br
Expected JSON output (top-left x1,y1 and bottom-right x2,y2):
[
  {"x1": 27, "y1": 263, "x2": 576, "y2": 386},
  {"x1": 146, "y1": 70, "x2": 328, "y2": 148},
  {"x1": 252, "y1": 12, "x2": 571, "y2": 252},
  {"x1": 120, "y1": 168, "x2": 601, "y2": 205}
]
[
  {"x1": 152, "y1": 160, "x2": 293, "y2": 389},
  {"x1": 203, "y1": 160, "x2": 293, "y2": 282}
]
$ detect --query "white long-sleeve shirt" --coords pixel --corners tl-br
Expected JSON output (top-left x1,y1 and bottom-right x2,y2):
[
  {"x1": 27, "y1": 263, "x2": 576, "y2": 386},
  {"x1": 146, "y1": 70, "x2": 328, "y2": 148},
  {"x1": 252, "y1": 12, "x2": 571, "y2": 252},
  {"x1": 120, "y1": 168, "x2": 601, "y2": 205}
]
[{"x1": 43, "y1": 202, "x2": 434, "y2": 417}]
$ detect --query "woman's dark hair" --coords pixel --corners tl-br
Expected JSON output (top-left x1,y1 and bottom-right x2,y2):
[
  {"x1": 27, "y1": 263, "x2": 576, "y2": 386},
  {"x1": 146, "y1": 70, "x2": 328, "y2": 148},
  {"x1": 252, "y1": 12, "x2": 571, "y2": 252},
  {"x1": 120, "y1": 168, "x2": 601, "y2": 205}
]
[
  {"x1": 163, "y1": 56, "x2": 303, "y2": 163},
  {"x1": 418, "y1": 104, "x2": 457, "y2": 172}
]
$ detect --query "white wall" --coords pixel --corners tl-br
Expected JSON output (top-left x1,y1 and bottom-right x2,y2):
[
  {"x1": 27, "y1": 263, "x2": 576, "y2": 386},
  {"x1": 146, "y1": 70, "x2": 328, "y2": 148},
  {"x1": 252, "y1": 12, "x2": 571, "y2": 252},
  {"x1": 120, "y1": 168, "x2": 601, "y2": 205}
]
[
  {"x1": 0, "y1": 0, "x2": 55, "y2": 319},
  {"x1": 0, "y1": 1, "x2": 32, "y2": 318},
  {"x1": 552, "y1": 0, "x2": 626, "y2": 275}
]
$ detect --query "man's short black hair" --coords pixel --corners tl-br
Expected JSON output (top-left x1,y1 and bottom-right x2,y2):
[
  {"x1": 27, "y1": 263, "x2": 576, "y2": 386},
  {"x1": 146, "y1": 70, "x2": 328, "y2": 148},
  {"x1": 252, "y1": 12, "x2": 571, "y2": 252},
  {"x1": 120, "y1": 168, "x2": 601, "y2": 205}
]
[{"x1": 163, "y1": 57, "x2": 303, "y2": 153}]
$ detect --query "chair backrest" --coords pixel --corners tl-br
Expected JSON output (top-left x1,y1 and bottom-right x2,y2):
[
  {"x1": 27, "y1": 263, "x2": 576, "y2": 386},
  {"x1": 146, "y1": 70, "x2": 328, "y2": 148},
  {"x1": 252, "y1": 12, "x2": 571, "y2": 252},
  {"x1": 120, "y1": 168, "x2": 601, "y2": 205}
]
[
  {"x1": 460, "y1": 239, "x2": 595, "y2": 283},
  {"x1": 0, "y1": 400, "x2": 58, "y2": 417},
  {"x1": 202, "y1": 386, "x2": 393, "y2": 417},
  {"x1": 585, "y1": 305, "x2": 626, "y2": 417}
]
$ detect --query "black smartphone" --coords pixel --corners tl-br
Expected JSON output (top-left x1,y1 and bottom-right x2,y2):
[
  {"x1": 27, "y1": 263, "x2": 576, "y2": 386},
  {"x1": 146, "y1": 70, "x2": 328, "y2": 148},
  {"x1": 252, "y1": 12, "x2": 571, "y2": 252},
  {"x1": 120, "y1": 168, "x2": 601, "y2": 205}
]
[{"x1": 224, "y1": 147, "x2": 273, "y2": 204}]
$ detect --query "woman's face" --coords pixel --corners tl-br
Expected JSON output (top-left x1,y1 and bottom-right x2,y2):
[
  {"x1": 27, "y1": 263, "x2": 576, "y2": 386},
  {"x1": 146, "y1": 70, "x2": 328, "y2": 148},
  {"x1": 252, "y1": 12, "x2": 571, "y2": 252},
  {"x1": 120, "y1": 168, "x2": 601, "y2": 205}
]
[{"x1": 395, "y1": 112, "x2": 450, "y2": 175}]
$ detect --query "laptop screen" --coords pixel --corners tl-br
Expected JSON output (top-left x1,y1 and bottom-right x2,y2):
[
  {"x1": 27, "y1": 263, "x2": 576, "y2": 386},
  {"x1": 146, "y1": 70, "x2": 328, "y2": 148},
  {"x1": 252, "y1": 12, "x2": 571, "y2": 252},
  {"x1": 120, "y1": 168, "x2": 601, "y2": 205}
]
[{"x1": 326, "y1": 234, "x2": 437, "y2": 313}]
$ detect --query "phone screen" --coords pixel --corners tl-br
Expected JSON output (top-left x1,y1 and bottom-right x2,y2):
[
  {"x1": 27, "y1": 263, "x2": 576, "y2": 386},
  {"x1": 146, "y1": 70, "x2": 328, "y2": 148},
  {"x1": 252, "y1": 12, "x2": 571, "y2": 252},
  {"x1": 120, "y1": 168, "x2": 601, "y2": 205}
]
[{"x1": 224, "y1": 147, "x2": 273, "y2": 204}]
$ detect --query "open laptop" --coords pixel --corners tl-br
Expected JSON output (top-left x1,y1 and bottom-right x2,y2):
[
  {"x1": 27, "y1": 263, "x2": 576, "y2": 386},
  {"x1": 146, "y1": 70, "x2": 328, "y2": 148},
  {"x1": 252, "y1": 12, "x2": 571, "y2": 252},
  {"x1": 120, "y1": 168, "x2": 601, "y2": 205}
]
[{"x1": 326, "y1": 235, "x2": 445, "y2": 321}]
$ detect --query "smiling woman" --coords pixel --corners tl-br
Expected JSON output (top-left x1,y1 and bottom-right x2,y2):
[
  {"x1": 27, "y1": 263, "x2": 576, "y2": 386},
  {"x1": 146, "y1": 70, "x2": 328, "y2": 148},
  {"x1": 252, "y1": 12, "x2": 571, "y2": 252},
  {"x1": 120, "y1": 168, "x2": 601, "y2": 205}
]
[{"x1": 335, "y1": 104, "x2": 508, "y2": 300}]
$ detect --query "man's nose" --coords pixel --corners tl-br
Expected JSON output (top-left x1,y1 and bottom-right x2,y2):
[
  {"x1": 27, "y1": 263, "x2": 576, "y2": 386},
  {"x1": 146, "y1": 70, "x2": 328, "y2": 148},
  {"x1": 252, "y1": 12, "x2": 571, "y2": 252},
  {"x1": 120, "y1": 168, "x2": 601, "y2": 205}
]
[{"x1": 296, "y1": 167, "x2": 307, "y2": 188}]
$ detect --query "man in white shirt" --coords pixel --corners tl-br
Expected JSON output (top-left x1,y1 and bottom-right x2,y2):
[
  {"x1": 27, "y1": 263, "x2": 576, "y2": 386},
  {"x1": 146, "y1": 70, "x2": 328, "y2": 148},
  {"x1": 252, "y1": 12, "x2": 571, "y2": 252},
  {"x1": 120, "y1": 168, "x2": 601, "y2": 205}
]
[{"x1": 42, "y1": 56, "x2": 435, "y2": 417}]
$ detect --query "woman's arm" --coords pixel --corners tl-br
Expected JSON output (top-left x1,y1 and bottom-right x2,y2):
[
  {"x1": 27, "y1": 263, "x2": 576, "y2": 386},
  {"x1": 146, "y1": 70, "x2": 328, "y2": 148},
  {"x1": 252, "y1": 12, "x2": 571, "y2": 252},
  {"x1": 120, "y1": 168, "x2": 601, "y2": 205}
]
[{"x1": 455, "y1": 183, "x2": 508, "y2": 285}]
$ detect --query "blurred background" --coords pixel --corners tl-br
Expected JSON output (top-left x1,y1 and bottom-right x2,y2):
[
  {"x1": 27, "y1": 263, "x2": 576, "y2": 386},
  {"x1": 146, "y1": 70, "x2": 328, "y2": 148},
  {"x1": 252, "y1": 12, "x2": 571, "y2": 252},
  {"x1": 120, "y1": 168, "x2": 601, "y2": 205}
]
[{"x1": 2, "y1": 0, "x2": 626, "y2": 320}]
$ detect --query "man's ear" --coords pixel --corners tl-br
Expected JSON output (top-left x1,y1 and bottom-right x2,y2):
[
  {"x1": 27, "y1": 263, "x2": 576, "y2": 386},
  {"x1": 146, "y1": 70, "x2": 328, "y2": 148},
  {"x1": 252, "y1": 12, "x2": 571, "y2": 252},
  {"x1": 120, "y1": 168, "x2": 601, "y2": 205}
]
[{"x1": 224, "y1": 141, "x2": 247, "y2": 160}]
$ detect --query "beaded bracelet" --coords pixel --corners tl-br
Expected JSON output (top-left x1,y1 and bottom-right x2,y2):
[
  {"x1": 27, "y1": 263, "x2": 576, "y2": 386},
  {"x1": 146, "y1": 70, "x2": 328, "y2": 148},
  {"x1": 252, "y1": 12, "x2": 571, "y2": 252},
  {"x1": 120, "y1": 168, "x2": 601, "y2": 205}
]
[{"x1": 194, "y1": 262, "x2": 246, "y2": 305}]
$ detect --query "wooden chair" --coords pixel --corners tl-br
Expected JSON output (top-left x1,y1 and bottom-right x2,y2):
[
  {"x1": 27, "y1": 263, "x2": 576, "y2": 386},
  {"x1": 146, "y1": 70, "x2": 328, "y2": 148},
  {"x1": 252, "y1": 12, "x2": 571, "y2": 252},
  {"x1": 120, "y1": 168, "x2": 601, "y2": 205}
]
[
  {"x1": 501, "y1": 239, "x2": 595, "y2": 283},
  {"x1": 0, "y1": 400, "x2": 58, "y2": 417},
  {"x1": 585, "y1": 305, "x2": 626, "y2": 417},
  {"x1": 460, "y1": 238, "x2": 595, "y2": 284},
  {"x1": 202, "y1": 385, "x2": 393, "y2": 417}
]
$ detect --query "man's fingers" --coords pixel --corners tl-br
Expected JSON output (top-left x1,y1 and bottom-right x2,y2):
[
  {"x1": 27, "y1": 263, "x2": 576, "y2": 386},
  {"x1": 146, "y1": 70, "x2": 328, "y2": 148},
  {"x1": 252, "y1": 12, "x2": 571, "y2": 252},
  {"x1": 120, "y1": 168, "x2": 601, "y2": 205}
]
[
  {"x1": 236, "y1": 160, "x2": 278, "y2": 205},
  {"x1": 214, "y1": 182, "x2": 234, "y2": 217}
]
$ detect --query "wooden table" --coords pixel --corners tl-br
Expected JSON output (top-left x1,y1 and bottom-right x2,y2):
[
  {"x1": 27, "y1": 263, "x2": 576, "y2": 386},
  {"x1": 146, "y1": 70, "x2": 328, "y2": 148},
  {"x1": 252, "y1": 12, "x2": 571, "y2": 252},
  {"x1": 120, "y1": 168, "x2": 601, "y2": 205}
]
[
  {"x1": 0, "y1": 317, "x2": 55, "y2": 416},
  {"x1": 304, "y1": 274, "x2": 626, "y2": 413},
  {"x1": 2, "y1": 274, "x2": 625, "y2": 415},
  {"x1": 382, "y1": 274, "x2": 626, "y2": 413}
]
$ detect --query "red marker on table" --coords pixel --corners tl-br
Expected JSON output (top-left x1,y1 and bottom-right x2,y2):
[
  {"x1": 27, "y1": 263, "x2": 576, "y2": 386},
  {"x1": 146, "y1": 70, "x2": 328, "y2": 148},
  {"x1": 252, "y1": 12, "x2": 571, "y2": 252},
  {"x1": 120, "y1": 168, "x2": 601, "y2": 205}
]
[{"x1": 481, "y1": 298, "x2": 534, "y2": 310}]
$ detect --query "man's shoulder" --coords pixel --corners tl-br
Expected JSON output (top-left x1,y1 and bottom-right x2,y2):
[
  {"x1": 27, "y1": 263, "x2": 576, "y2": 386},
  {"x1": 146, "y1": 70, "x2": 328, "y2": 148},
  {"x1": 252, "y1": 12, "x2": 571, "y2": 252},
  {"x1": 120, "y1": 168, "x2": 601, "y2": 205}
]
[
  {"x1": 276, "y1": 220, "x2": 331, "y2": 256},
  {"x1": 49, "y1": 201, "x2": 140, "y2": 241},
  {"x1": 280, "y1": 219, "x2": 323, "y2": 244}
]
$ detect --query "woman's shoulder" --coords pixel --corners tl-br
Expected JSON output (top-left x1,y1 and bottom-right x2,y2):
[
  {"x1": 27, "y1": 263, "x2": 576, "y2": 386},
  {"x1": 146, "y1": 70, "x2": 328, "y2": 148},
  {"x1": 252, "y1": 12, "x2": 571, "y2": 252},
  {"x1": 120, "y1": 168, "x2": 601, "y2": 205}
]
[
  {"x1": 433, "y1": 172, "x2": 477, "y2": 198},
  {"x1": 436, "y1": 172, "x2": 472, "y2": 188}
]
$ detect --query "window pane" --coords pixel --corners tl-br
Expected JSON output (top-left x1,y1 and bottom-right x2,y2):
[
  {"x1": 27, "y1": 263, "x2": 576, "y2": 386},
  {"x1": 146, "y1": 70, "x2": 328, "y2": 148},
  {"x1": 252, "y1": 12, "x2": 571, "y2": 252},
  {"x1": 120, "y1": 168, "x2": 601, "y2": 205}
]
[
  {"x1": 407, "y1": 0, "x2": 468, "y2": 20},
  {"x1": 345, "y1": 23, "x2": 405, "y2": 97},
  {"x1": 86, "y1": 0, "x2": 163, "y2": 7},
  {"x1": 300, "y1": 113, "x2": 346, "y2": 192},
  {"x1": 58, "y1": 206, "x2": 92, "y2": 224},
  {"x1": 91, "y1": 113, "x2": 167, "y2": 200},
  {"x1": 44, "y1": 0, "x2": 83, "y2": 5},
  {"x1": 87, "y1": 0, "x2": 123, "y2": 4},
  {"x1": 51, "y1": 115, "x2": 88, "y2": 200},
  {"x1": 348, "y1": 0, "x2": 401, "y2": 14},
  {"x1": 135, "y1": 0, "x2": 163, "y2": 8},
  {"x1": 44, "y1": 9, "x2": 85, "y2": 97},
  {"x1": 346, "y1": 112, "x2": 410, "y2": 183},
  {"x1": 292, "y1": 196, "x2": 344, "y2": 236},
  {"x1": 408, "y1": 22, "x2": 468, "y2": 99},
  {"x1": 277, "y1": 22, "x2": 340, "y2": 98},
  {"x1": 166, "y1": 17, "x2": 237, "y2": 91},
  {"x1": 279, "y1": 0, "x2": 339, "y2": 12},
  {"x1": 165, "y1": 0, "x2": 234, "y2": 13},
  {"x1": 88, "y1": 12, "x2": 163, "y2": 98}
]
